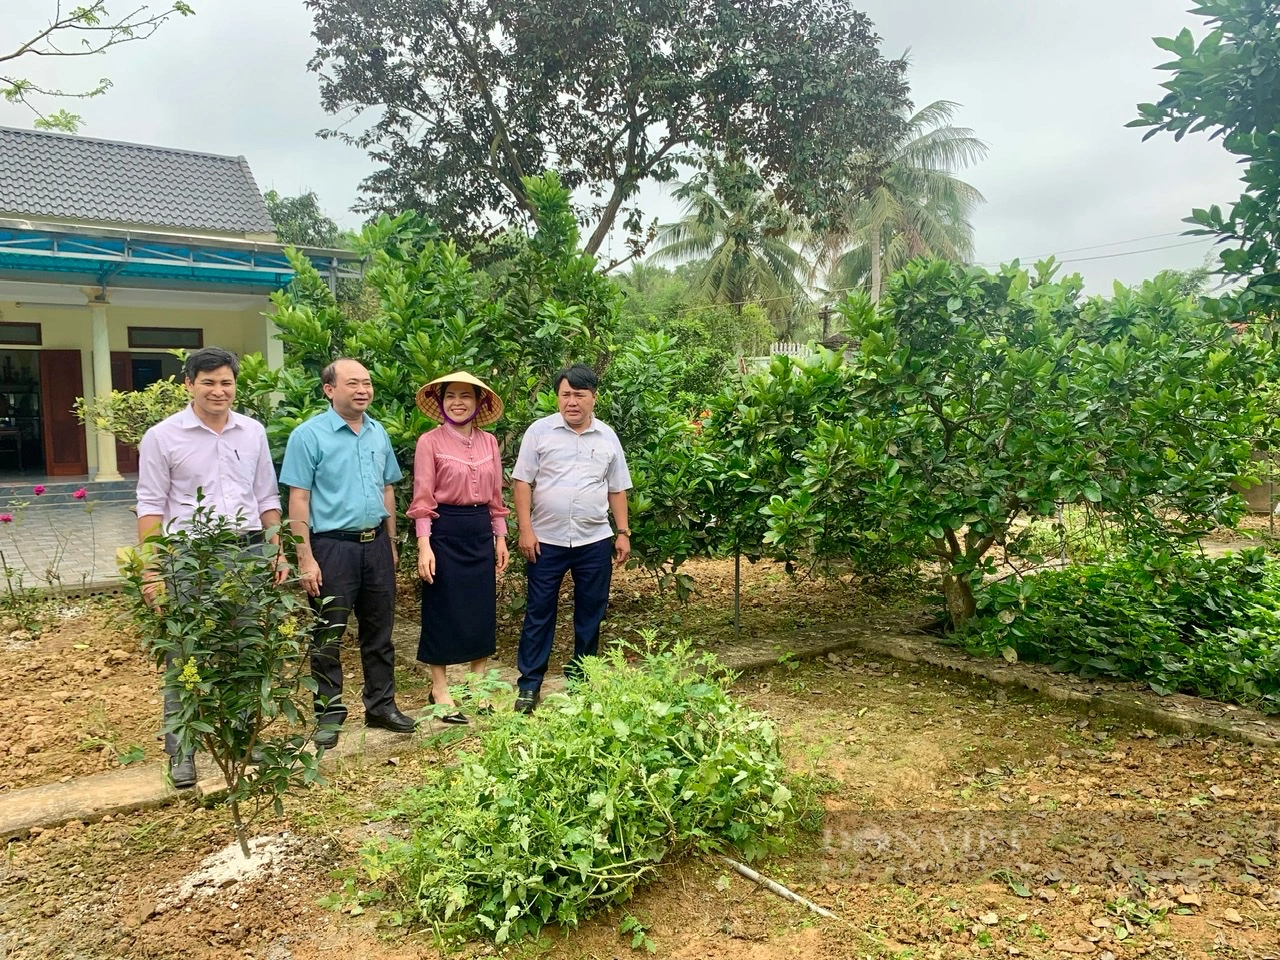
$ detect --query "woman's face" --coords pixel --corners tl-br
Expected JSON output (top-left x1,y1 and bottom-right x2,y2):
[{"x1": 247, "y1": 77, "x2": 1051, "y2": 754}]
[{"x1": 442, "y1": 382, "x2": 478, "y2": 421}]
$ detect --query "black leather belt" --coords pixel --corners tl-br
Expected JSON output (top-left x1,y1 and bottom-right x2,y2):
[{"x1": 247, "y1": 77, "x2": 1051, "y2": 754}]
[{"x1": 313, "y1": 526, "x2": 383, "y2": 543}]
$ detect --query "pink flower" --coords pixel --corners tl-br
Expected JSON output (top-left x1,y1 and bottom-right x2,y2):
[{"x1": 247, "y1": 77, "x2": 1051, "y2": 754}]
[
  {"x1": 0, "y1": 514, "x2": 12, "y2": 523},
  {"x1": 32, "y1": 485, "x2": 45, "y2": 496},
  {"x1": 73, "y1": 488, "x2": 87, "y2": 500}
]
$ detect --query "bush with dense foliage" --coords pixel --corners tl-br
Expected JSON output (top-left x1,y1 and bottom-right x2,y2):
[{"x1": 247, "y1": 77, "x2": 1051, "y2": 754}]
[
  {"x1": 742, "y1": 260, "x2": 1268, "y2": 623},
  {"x1": 360, "y1": 642, "x2": 792, "y2": 943},
  {"x1": 963, "y1": 548, "x2": 1280, "y2": 713},
  {"x1": 74, "y1": 377, "x2": 189, "y2": 447},
  {"x1": 698, "y1": 347, "x2": 920, "y2": 576}
]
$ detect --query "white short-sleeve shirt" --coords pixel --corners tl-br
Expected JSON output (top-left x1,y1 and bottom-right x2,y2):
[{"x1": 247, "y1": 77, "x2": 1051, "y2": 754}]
[{"x1": 511, "y1": 413, "x2": 631, "y2": 547}]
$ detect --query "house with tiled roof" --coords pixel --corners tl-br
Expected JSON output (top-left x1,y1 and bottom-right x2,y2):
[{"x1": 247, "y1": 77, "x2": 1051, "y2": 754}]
[{"x1": 0, "y1": 126, "x2": 357, "y2": 480}]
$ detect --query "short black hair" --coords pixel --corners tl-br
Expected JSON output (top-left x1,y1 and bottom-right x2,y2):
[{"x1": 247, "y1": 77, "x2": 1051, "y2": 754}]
[
  {"x1": 552, "y1": 364, "x2": 599, "y2": 393},
  {"x1": 184, "y1": 347, "x2": 239, "y2": 381}
]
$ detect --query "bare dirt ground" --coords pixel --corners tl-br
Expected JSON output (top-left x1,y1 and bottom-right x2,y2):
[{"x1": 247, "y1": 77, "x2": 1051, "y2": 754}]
[
  {"x1": 1, "y1": 557, "x2": 896, "y2": 793},
  {"x1": 2, "y1": 649, "x2": 1277, "y2": 960}
]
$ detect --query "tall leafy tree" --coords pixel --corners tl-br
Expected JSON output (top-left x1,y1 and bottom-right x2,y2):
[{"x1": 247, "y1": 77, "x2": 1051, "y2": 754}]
[
  {"x1": 1, "y1": 2, "x2": 195, "y2": 132},
  {"x1": 813, "y1": 100, "x2": 987, "y2": 303},
  {"x1": 650, "y1": 160, "x2": 810, "y2": 326},
  {"x1": 265, "y1": 190, "x2": 344, "y2": 248},
  {"x1": 1131, "y1": 0, "x2": 1280, "y2": 319},
  {"x1": 306, "y1": 0, "x2": 909, "y2": 260}
]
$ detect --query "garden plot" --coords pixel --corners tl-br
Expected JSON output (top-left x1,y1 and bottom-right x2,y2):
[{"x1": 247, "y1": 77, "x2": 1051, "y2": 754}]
[
  {"x1": 0, "y1": 558, "x2": 895, "y2": 792},
  {"x1": 2, "y1": 651, "x2": 1276, "y2": 960}
]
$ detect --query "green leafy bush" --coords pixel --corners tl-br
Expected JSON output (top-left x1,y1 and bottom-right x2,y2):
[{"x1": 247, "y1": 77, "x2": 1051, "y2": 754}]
[
  {"x1": 598, "y1": 334, "x2": 718, "y2": 593},
  {"x1": 121, "y1": 503, "x2": 325, "y2": 855},
  {"x1": 74, "y1": 377, "x2": 189, "y2": 447},
  {"x1": 361, "y1": 643, "x2": 792, "y2": 943},
  {"x1": 746, "y1": 261, "x2": 1267, "y2": 624},
  {"x1": 963, "y1": 548, "x2": 1280, "y2": 712}
]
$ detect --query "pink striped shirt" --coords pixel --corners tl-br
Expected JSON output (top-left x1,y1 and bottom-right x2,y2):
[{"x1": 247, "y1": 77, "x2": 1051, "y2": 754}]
[{"x1": 407, "y1": 423, "x2": 509, "y2": 539}]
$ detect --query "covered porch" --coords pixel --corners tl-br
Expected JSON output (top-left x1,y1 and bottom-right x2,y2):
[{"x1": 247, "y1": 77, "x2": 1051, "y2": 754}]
[{"x1": 0, "y1": 219, "x2": 358, "y2": 482}]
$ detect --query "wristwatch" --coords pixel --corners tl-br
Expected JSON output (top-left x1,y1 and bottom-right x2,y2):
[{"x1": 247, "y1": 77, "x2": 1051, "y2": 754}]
[{"x1": 616, "y1": 527, "x2": 632, "y2": 537}]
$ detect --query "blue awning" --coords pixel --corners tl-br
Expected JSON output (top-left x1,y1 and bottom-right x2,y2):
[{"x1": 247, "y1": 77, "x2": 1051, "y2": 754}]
[{"x1": 0, "y1": 222, "x2": 360, "y2": 294}]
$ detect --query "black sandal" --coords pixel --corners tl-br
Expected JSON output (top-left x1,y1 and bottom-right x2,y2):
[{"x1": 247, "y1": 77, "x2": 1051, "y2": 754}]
[{"x1": 428, "y1": 691, "x2": 469, "y2": 725}]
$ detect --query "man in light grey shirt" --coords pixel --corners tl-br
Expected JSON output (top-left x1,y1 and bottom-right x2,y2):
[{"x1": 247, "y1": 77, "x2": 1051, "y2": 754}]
[{"x1": 511, "y1": 364, "x2": 631, "y2": 712}]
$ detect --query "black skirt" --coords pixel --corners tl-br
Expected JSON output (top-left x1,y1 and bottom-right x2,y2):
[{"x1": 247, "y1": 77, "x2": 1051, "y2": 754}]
[{"x1": 418, "y1": 503, "x2": 497, "y2": 665}]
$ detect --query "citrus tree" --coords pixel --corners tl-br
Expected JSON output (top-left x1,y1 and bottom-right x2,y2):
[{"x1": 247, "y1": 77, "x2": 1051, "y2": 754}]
[
  {"x1": 238, "y1": 172, "x2": 707, "y2": 582},
  {"x1": 748, "y1": 259, "x2": 1268, "y2": 624}
]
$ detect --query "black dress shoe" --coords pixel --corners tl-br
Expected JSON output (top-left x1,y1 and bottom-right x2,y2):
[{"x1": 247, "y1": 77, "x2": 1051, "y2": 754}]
[
  {"x1": 513, "y1": 689, "x2": 539, "y2": 714},
  {"x1": 365, "y1": 707, "x2": 418, "y2": 733},
  {"x1": 169, "y1": 754, "x2": 197, "y2": 789},
  {"x1": 313, "y1": 727, "x2": 339, "y2": 750}
]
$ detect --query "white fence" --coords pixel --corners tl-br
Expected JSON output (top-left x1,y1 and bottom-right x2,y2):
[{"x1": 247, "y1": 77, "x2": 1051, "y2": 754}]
[
  {"x1": 738, "y1": 341, "x2": 816, "y2": 372},
  {"x1": 768, "y1": 341, "x2": 813, "y2": 358}
]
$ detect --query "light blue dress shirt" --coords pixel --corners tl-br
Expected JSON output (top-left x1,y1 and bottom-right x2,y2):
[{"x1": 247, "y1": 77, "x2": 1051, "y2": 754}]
[{"x1": 280, "y1": 407, "x2": 403, "y2": 533}]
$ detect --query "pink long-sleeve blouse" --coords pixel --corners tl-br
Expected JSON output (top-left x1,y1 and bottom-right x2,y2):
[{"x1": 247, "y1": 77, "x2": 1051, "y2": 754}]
[{"x1": 407, "y1": 423, "x2": 510, "y2": 539}]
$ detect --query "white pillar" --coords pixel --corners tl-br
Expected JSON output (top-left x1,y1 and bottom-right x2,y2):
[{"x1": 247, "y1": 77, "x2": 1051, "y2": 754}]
[{"x1": 89, "y1": 297, "x2": 122, "y2": 482}]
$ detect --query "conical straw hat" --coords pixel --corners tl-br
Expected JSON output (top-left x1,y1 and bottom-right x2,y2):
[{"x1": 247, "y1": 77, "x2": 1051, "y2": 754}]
[{"x1": 415, "y1": 371, "x2": 504, "y2": 427}]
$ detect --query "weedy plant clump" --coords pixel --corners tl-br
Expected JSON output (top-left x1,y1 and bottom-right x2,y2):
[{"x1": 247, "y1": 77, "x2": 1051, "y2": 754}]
[
  {"x1": 964, "y1": 547, "x2": 1280, "y2": 712},
  {"x1": 361, "y1": 642, "x2": 793, "y2": 944}
]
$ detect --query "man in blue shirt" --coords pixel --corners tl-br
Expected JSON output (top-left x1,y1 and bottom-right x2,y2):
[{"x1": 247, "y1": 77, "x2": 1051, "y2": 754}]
[{"x1": 280, "y1": 358, "x2": 415, "y2": 747}]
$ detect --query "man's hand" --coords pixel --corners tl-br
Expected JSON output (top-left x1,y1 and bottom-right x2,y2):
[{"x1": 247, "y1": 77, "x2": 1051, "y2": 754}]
[
  {"x1": 518, "y1": 527, "x2": 541, "y2": 563},
  {"x1": 614, "y1": 533, "x2": 631, "y2": 566},
  {"x1": 390, "y1": 540, "x2": 400, "y2": 569},
  {"x1": 272, "y1": 550, "x2": 291, "y2": 586},
  {"x1": 418, "y1": 541, "x2": 436, "y2": 583},
  {"x1": 299, "y1": 556, "x2": 323, "y2": 598},
  {"x1": 495, "y1": 538, "x2": 510, "y2": 575},
  {"x1": 141, "y1": 573, "x2": 163, "y2": 610}
]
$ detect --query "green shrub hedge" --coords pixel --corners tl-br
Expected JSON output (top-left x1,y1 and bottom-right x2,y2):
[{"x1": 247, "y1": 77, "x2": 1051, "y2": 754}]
[{"x1": 963, "y1": 548, "x2": 1280, "y2": 712}]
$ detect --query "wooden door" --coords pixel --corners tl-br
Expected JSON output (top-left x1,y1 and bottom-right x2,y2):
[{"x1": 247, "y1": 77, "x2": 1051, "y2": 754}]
[
  {"x1": 110, "y1": 352, "x2": 138, "y2": 474},
  {"x1": 39, "y1": 350, "x2": 88, "y2": 476}
]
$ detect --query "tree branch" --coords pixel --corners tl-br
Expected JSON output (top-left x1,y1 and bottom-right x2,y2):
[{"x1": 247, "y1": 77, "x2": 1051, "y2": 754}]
[{"x1": 438, "y1": 0, "x2": 532, "y2": 214}]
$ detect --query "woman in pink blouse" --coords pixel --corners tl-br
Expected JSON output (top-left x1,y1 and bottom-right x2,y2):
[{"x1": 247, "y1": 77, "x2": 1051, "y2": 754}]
[{"x1": 408, "y1": 372, "x2": 510, "y2": 723}]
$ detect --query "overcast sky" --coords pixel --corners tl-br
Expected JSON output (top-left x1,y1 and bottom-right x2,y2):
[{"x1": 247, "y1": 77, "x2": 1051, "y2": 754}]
[{"x1": 1, "y1": 0, "x2": 1244, "y2": 291}]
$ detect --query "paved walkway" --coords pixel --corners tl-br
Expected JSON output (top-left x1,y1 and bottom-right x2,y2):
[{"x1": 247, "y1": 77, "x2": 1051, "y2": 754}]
[{"x1": 0, "y1": 502, "x2": 136, "y2": 590}]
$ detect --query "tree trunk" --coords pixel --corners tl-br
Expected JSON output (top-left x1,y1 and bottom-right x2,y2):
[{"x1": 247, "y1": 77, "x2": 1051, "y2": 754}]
[
  {"x1": 870, "y1": 239, "x2": 882, "y2": 304},
  {"x1": 733, "y1": 548, "x2": 742, "y2": 641},
  {"x1": 942, "y1": 572, "x2": 976, "y2": 626},
  {"x1": 230, "y1": 798, "x2": 251, "y2": 858}
]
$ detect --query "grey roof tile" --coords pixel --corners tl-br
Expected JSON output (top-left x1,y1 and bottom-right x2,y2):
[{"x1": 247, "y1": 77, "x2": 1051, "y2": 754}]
[{"x1": 0, "y1": 126, "x2": 275, "y2": 235}]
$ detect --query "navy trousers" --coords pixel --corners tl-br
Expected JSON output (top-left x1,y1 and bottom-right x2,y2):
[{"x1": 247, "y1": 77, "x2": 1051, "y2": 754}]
[{"x1": 516, "y1": 538, "x2": 614, "y2": 692}]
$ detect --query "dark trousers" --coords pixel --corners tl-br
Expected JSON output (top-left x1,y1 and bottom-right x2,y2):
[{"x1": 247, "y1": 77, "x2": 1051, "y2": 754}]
[
  {"x1": 516, "y1": 538, "x2": 614, "y2": 692},
  {"x1": 163, "y1": 535, "x2": 266, "y2": 759},
  {"x1": 309, "y1": 531, "x2": 397, "y2": 723}
]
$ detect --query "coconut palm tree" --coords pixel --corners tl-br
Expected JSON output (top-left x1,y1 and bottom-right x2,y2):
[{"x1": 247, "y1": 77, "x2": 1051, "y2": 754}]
[
  {"x1": 814, "y1": 100, "x2": 988, "y2": 303},
  {"x1": 651, "y1": 160, "x2": 811, "y2": 326}
]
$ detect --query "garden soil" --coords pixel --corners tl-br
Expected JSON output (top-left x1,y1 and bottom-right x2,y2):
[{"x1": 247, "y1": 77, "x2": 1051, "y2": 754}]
[
  {"x1": 3, "y1": 644, "x2": 1278, "y2": 959},
  {"x1": 2, "y1": 558, "x2": 885, "y2": 792}
]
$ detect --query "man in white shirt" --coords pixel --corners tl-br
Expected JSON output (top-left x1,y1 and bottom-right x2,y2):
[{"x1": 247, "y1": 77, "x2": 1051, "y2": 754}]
[{"x1": 511, "y1": 365, "x2": 632, "y2": 713}]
